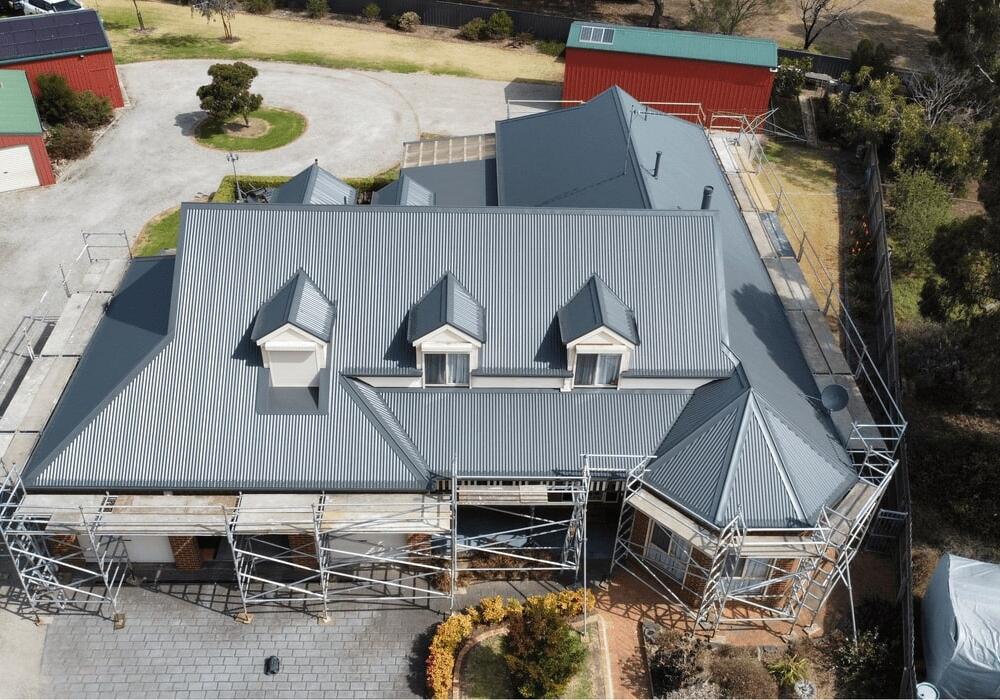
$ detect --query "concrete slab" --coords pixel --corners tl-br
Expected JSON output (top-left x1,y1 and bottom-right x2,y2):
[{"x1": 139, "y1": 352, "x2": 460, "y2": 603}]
[
  {"x1": 40, "y1": 293, "x2": 91, "y2": 357},
  {"x1": 17, "y1": 357, "x2": 78, "y2": 432},
  {"x1": 0, "y1": 357, "x2": 55, "y2": 432}
]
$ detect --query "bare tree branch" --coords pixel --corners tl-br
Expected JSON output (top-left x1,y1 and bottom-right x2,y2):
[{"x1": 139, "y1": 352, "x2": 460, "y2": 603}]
[
  {"x1": 907, "y1": 60, "x2": 988, "y2": 126},
  {"x1": 688, "y1": 0, "x2": 786, "y2": 35},
  {"x1": 796, "y1": 0, "x2": 867, "y2": 50}
]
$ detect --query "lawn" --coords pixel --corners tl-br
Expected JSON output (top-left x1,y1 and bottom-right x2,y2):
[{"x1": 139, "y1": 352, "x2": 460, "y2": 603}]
[
  {"x1": 460, "y1": 624, "x2": 604, "y2": 699},
  {"x1": 195, "y1": 107, "x2": 306, "y2": 151},
  {"x1": 133, "y1": 207, "x2": 181, "y2": 256},
  {"x1": 96, "y1": 0, "x2": 563, "y2": 82}
]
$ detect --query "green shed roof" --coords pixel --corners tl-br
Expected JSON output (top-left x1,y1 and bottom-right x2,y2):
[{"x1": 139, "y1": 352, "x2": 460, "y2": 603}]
[
  {"x1": 567, "y1": 21, "x2": 778, "y2": 69},
  {"x1": 0, "y1": 70, "x2": 42, "y2": 135}
]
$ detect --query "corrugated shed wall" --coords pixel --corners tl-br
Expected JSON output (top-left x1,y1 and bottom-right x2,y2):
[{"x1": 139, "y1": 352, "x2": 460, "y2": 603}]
[
  {"x1": 563, "y1": 48, "x2": 775, "y2": 122},
  {"x1": 9, "y1": 51, "x2": 124, "y2": 108},
  {"x1": 0, "y1": 133, "x2": 55, "y2": 185}
]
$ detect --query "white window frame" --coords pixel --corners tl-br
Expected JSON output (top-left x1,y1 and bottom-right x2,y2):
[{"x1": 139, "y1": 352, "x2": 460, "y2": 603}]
[
  {"x1": 573, "y1": 352, "x2": 623, "y2": 388},
  {"x1": 423, "y1": 352, "x2": 471, "y2": 387},
  {"x1": 729, "y1": 556, "x2": 775, "y2": 594},
  {"x1": 579, "y1": 25, "x2": 615, "y2": 45}
]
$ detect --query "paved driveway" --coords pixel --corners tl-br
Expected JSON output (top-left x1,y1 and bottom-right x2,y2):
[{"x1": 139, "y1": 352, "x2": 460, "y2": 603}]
[{"x1": 0, "y1": 60, "x2": 559, "y2": 344}]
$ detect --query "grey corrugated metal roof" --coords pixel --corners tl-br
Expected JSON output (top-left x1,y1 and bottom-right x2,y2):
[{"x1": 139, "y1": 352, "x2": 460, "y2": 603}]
[
  {"x1": 400, "y1": 176, "x2": 435, "y2": 206},
  {"x1": 23, "y1": 206, "x2": 731, "y2": 492},
  {"x1": 558, "y1": 274, "x2": 639, "y2": 345},
  {"x1": 271, "y1": 162, "x2": 356, "y2": 205},
  {"x1": 407, "y1": 273, "x2": 486, "y2": 343},
  {"x1": 372, "y1": 159, "x2": 498, "y2": 207},
  {"x1": 383, "y1": 388, "x2": 691, "y2": 478},
  {"x1": 250, "y1": 268, "x2": 335, "y2": 342},
  {"x1": 644, "y1": 370, "x2": 856, "y2": 528},
  {"x1": 0, "y1": 10, "x2": 111, "y2": 65}
]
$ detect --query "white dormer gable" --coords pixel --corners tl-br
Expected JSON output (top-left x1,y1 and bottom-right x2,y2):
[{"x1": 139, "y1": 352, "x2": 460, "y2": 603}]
[
  {"x1": 564, "y1": 326, "x2": 636, "y2": 391},
  {"x1": 412, "y1": 324, "x2": 483, "y2": 376},
  {"x1": 256, "y1": 323, "x2": 328, "y2": 388}
]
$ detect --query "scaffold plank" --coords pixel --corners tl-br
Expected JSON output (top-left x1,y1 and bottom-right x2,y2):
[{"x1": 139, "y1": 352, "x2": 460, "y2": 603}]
[
  {"x1": 17, "y1": 357, "x2": 78, "y2": 432},
  {"x1": 321, "y1": 494, "x2": 450, "y2": 533},
  {"x1": 41, "y1": 293, "x2": 90, "y2": 356},
  {"x1": 60, "y1": 293, "x2": 111, "y2": 356},
  {"x1": 626, "y1": 488, "x2": 715, "y2": 551},
  {"x1": 0, "y1": 357, "x2": 55, "y2": 432},
  {"x1": 0, "y1": 432, "x2": 37, "y2": 473}
]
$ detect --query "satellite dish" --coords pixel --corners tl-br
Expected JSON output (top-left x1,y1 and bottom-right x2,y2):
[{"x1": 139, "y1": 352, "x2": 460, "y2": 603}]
[
  {"x1": 916, "y1": 683, "x2": 939, "y2": 700},
  {"x1": 820, "y1": 384, "x2": 850, "y2": 412}
]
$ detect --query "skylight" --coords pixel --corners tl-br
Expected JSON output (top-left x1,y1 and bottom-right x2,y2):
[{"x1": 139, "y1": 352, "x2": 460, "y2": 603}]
[{"x1": 579, "y1": 25, "x2": 615, "y2": 45}]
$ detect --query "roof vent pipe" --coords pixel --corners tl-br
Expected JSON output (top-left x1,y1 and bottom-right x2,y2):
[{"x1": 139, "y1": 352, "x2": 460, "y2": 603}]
[
  {"x1": 701, "y1": 185, "x2": 714, "y2": 210},
  {"x1": 653, "y1": 151, "x2": 662, "y2": 179}
]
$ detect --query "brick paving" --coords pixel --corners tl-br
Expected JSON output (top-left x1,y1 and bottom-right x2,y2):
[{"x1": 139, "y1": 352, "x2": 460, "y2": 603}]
[{"x1": 40, "y1": 584, "x2": 440, "y2": 699}]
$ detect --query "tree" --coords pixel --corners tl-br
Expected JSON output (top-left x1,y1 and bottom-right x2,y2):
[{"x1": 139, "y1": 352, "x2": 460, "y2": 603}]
[
  {"x1": 920, "y1": 214, "x2": 1000, "y2": 321},
  {"x1": 649, "y1": 0, "x2": 664, "y2": 27},
  {"x1": 887, "y1": 169, "x2": 953, "y2": 273},
  {"x1": 796, "y1": 0, "x2": 867, "y2": 50},
  {"x1": 503, "y1": 601, "x2": 585, "y2": 699},
  {"x1": 196, "y1": 0, "x2": 239, "y2": 41},
  {"x1": 774, "y1": 56, "x2": 812, "y2": 98},
  {"x1": 687, "y1": 0, "x2": 785, "y2": 35},
  {"x1": 906, "y1": 60, "x2": 987, "y2": 127},
  {"x1": 132, "y1": 0, "x2": 146, "y2": 31},
  {"x1": 932, "y1": 0, "x2": 1000, "y2": 85},
  {"x1": 892, "y1": 119, "x2": 983, "y2": 191},
  {"x1": 34, "y1": 73, "x2": 78, "y2": 125},
  {"x1": 979, "y1": 115, "x2": 1000, "y2": 216},
  {"x1": 849, "y1": 38, "x2": 895, "y2": 79},
  {"x1": 196, "y1": 62, "x2": 263, "y2": 126},
  {"x1": 828, "y1": 67, "x2": 908, "y2": 146}
]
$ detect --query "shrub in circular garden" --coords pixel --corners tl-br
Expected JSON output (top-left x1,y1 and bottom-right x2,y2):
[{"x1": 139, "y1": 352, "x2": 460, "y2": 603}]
[
  {"x1": 361, "y1": 1, "x2": 379, "y2": 20},
  {"x1": 71, "y1": 91, "x2": 113, "y2": 129},
  {"x1": 305, "y1": 0, "x2": 326, "y2": 17},
  {"x1": 46, "y1": 124, "x2": 93, "y2": 161},
  {"x1": 486, "y1": 10, "x2": 514, "y2": 39},
  {"x1": 242, "y1": 0, "x2": 274, "y2": 14},
  {"x1": 503, "y1": 598, "x2": 586, "y2": 699},
  {"x1": 458, "y1": 17, "x2": 488, "y2": 40},
  {"x1": 395, "y1": 10, "x2": 420, "y2": 31}
]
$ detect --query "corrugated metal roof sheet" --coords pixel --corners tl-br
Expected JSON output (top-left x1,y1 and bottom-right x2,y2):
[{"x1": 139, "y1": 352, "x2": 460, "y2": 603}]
[
  {"x1": 0, "y1": 70, "x2": 41, "y2": 134},
  {"x1": 408, "y1": 273, "x2": 486, "y2": 343},
  {"x1": 271, "y1": 163, "x2": 356, "y2": 205},
  {"x1": 558, "y1": 274, "x2": 639, "y2": 345},
  {"x1": 0, "y1": 10, "x2": 111, "y2": 65},
  {"x1": 23, "y1": 206, "x2": 731, "y2": 492},
  {"x1": 373, "y1": 159, "x2": 498, "y2": 207},
  {"x1": 250, "y1": 269, "x2": 335, "y2": 342},
  {"x1": 400, "y1": 176, "x2": 435, "y2": 206},
  {"x1": 567, "y1": 21, "x2": 778, "y2": 68}
]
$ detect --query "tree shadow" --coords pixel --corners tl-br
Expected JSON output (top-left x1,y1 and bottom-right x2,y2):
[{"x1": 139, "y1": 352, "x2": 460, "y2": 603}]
[
  {"x1": 175, "y1": 110, "x2": 208, "y2": 137},
  {"x1": 406, "y1": 622, "x2": 437, "y2": 696},
  {"x1": 503, "y1": 80, "x2": 562, "y2": 104}
]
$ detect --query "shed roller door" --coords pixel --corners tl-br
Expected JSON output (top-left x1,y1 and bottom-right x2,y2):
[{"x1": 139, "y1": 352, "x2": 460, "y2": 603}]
[{"x1": 0, "y1": 145, "x2": 40, "y2": 193}]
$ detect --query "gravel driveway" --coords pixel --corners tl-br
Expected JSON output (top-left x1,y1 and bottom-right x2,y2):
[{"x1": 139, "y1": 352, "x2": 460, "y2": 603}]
[{"x1": 0, "y1": 60, "x2": 558, "y2": 344}]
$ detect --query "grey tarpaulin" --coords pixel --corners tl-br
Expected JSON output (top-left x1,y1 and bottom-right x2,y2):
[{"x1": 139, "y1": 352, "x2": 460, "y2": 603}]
[{"x1": 922, "y1": 554, "x2": 1000, "y2": 698}]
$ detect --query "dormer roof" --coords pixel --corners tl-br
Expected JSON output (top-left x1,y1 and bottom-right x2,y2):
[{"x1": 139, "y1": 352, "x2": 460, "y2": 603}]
[
  {"x1": 270, "y1": 162, "x2": 357, "y2": 205},
  {"x1": 251, "y1": 269, "x2": 335, "y2": 342},
  {"x1": 407, "y1": 272, "x2": 486, "y2": 344},
  {"x1": 558, "y1": 274, "x2": 639, "y2": 345}
]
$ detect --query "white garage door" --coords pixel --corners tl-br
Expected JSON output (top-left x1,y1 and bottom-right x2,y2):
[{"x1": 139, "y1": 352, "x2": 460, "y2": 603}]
[{"x1": 0, "y1": 144, "x2": 40, "y2": 193}]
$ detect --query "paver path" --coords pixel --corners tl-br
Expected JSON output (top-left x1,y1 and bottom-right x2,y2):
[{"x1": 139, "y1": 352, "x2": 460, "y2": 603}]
[{"x1": 0, "y1": 60, "x2": 558, "y2": 345}]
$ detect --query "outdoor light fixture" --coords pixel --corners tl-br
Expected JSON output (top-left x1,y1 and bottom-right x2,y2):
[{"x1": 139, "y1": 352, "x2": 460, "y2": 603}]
[{"x1": 227, "y1": 151, "x2": 243, "y2": 202}]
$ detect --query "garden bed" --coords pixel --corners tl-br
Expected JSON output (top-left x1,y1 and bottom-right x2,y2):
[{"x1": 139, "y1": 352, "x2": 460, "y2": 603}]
[
  {"x1": 194, "y1": 107, "x2": 306, "y2": 151},
  {"x1": 456, "y1": 620, "x2": 608, "y2": 699}
]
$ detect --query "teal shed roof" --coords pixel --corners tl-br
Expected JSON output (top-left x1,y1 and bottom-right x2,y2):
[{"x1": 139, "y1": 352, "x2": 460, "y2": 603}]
[
  {"x1": 567, "y1": 22, "x2": 778, "y2": 69},
  {"x1": 0, "y1": 70, "x2": 42, "y2": 135}
]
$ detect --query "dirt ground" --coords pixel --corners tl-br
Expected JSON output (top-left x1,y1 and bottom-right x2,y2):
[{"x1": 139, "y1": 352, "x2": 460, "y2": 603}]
[
  {"x1": 96, "y1": 0, "x2": 564, "y2": 82},
  {"x1": 477, "y1": 0, "x2": 936, "y2": 68}
]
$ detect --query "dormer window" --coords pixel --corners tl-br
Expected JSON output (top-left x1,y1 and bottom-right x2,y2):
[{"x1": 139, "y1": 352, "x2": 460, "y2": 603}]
[
  {"x1": 424, "y1": 352, "x2": 471, "y2": 387},
  {"x1": 251, "y1": 269, "x2": 335, "y2": 392},
  {"x1": 574, "y1": 352, "x2": 622, "y2": 387},
  {"x1": 408, "y1": 273, "x2": 485, "y2": 389},
  {"x1": 557, "y1": 274, "x2": 639, "y2": 391}
]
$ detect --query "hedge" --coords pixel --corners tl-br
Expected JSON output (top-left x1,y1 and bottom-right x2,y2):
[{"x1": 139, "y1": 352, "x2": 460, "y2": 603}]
[
  {"x1": 212, "y1": 168, "x2": 400, "y2": 202},
  {"x1": 425, "y1": 588, "x2": 596, "y2": 699}
]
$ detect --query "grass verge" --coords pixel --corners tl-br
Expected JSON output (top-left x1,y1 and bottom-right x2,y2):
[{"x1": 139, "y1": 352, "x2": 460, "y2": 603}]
[
  {"x1": 195, "y1": 107, "x2": 306, "y2": 151},
  {"x1": 97, "y1": 0, "x2": 562, "y2": 81},
  {"x1": 134, "y1": 207, "x2": 181, "y2": 256}
]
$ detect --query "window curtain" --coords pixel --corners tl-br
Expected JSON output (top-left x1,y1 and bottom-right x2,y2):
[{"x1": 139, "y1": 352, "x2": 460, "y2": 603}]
[
  {"x1": 575, "y1": 354, "x2": 621, "y2": 386},
  {"x1": 425, "y1": 353, "x2": 470, "y2": 385}
]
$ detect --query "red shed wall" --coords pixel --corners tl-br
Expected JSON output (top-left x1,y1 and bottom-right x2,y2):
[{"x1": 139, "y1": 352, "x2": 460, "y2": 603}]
[
  {"x1": 563, "y1": 47, "x2": 775, "y2": 124},
  {"x1": 8, "y1": 51, "x2": 124, "y2": 108},
  {"x1": 0, "y1": 134, "x2": 56, "y2": 186}
]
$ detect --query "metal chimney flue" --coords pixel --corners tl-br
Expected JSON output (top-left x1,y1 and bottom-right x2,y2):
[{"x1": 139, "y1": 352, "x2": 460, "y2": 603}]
[
  {"x1": 701, "y1": 185, "x2": 714, "y2": 210},
  {"x1": 653, "y1": 151, "x2": 662, "y2": 178}
]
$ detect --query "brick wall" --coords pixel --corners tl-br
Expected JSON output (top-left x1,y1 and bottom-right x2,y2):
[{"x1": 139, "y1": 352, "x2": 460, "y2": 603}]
[
  {"x1": 288, "y1": 533, "x2": 318, "y2": 569},
  {"x1": 168, "y1": 536, "x2": 202, "y2": 571},
  {"x1": 766, "y1": 558, "x2": 800, "y2": 603},
  {"x1": 629, "y1": 511, "x2": 649, "y2": 549}
]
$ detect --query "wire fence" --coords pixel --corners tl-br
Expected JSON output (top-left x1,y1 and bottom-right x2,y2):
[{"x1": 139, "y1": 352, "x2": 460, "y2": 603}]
[{"x1": 863, "y1": 145, "x2": 916, "y2": 698}]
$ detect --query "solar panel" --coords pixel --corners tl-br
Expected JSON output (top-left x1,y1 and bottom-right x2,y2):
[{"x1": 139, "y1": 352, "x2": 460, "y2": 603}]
[{"x1": 579, "y1": 25, "x2": 614, "y2": 45}]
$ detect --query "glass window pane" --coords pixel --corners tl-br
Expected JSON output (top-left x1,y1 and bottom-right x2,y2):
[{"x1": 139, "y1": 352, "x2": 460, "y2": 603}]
[
  {"x1": 425, "y1": 354, "x2": 446, "y2": 385},
  {"x1": 448, "y1": 354, "x2": 470, "y2": 385},
  {"x1": 575, "y1": 354, "x2": 597, "y2": 385},
  {"x1": 580, "y1": 26, "x2": 593, "y2": 41},
  {"x1": 594, "y1": 354, "x2": 621, "y2": 385}
]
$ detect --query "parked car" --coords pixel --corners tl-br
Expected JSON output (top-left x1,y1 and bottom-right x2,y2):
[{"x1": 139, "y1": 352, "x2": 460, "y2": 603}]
[{"x1": 17, "y1": 0, "x2": 82, "y2": 14}]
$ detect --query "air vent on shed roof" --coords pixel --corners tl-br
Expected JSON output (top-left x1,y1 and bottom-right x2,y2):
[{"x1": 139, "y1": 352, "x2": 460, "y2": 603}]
[{"x1": 579, "y1": 25, "x2": 615, "y2": 45}]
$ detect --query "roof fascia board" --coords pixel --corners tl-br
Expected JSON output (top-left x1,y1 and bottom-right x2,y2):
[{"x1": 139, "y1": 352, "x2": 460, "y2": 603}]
[{"x1": 0, "y1": 45, "x2": 109, "y2": 66}]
